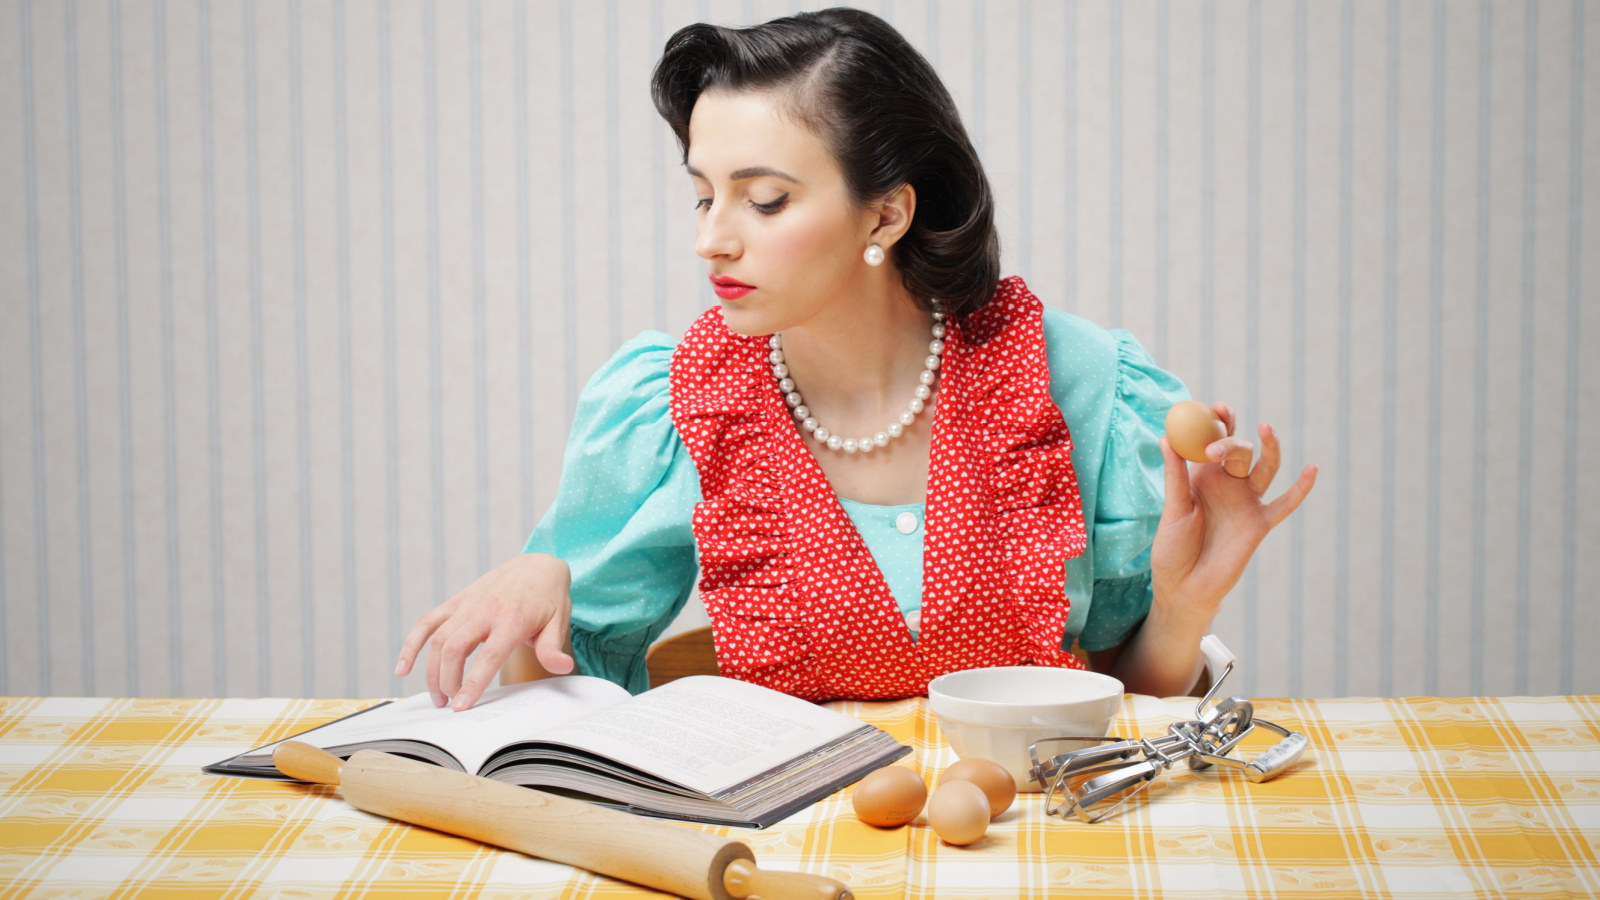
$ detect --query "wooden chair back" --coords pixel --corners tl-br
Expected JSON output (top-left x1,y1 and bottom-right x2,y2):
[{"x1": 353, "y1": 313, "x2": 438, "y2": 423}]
[
  {"x1": 643, "y1": 627, "x2": 1210, "y2": 696},
  {"x1": 645, "y1": 626, "x2": 719, "y2": 689}
]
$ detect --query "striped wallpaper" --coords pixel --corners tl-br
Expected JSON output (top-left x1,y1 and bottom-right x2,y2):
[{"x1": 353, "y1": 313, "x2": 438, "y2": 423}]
[{"x1": 1, "y1": 0, "x2": 1595, "y2": 701}]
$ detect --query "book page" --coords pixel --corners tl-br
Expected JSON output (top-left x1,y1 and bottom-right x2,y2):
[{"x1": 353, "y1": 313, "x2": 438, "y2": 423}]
[
  {"x1": 244, "y1": 675, "x2": 630, "y2": 775},
  {"x1": 533, "y1": 675, "x2": 865, "y2": 795}
]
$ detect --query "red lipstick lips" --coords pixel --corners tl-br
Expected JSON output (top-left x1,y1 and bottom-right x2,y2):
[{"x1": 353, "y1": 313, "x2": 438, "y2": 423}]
[{"x1": 710, "y1": 275, "x2": 755, "y2": 300}]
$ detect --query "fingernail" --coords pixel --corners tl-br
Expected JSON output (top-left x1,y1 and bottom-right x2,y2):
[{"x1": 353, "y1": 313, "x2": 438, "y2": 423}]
[
  {"x1": 394, "y1": 659, "x2": 406, "y2": 676},
  {"x1": 431, "y1": 693, "x2": 445, "y2": 708}
]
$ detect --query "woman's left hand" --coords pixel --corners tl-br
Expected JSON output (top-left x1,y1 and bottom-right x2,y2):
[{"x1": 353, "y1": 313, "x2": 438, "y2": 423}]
[{"x1": 1149, "y1": 402, "x2": 1318, "y2": 625}]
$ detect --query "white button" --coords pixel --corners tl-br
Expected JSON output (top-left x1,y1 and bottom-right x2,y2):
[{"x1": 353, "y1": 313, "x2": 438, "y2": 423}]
[{"x1": 895, "y1": 512, "x2": 919, "y2": 534}]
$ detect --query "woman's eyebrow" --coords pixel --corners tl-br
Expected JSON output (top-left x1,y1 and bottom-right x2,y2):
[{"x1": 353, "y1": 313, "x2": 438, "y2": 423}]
[{"x1": 685, "y1": 164, "x2": 803, "y2": 184}]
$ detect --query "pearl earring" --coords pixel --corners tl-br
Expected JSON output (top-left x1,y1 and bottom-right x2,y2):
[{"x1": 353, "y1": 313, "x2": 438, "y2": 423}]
[{"x1": 864, "y1": 243, "x2": 885, "y2": 267}]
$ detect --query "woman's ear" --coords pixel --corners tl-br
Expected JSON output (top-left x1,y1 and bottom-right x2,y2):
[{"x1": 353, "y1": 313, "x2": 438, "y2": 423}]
[{"x1": 868, "y1": 183, "x2": 917, "y2": 251}]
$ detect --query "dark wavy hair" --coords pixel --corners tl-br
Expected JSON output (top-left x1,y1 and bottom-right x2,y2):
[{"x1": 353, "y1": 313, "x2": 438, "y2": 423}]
[{"x1": 651, "y1": 8, "x2": 999, "y2": 316}]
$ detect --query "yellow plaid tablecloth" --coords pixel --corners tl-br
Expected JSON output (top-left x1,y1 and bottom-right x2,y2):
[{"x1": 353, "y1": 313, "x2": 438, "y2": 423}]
[{"x1": 2, "y1": 693, "x2": 1598, "y2": 899}]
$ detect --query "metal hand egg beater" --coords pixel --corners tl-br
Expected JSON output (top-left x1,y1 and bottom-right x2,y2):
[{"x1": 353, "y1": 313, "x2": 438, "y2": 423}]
[{"x1": 1027, "y1": 636, "x2": 1309, "y2": 824}]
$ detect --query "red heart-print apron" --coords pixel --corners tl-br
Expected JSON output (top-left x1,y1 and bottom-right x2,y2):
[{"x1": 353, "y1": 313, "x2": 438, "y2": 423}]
[{"x1": 669, "y1": 276, "x2": 1089, "y2": 701}]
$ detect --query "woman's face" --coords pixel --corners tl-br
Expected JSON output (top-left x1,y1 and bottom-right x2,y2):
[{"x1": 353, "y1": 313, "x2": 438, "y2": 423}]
[{"x1": 686, "y1": 89, "x2": 878, "y2": 337}]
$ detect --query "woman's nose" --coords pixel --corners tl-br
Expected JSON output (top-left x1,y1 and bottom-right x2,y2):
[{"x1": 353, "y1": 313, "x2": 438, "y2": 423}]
[{"x1": 695, "y1": 205, "x2": 741, "y2": 261}]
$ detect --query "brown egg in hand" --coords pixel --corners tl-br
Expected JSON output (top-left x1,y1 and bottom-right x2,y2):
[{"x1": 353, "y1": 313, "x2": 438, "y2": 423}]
[
  {"x1": 942, "y1": 757, "x2": 1017, "y2": 818},
  {"x1": 927, "y1": 780, "x2": 991, "y2": 846},
  {"x1": 852, "y1": 765, "x2": 927, "y2": 828},
  {"x1": 1164, "y1": 400, "x2": 1227, "y2": 464}
]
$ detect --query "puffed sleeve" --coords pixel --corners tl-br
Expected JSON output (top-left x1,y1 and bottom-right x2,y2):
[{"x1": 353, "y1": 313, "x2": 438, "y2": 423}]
[
  {"x1": 522, "y1": 332, "x2": 701, "y2": 693},
  {"x1": 1075, "y1": 328, "x2": 1192, "y2": 651}
]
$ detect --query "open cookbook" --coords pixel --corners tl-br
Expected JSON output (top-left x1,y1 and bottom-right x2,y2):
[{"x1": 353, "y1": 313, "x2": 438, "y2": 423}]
[{"x1": 203, "y1": 674, "x2": 910, "y2": 829}]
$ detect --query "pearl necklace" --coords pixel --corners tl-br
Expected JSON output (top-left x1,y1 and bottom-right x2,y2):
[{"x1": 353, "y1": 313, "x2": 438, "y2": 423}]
[{"x1": 769, "y1": 310, "x2": 947, "y2": 454}]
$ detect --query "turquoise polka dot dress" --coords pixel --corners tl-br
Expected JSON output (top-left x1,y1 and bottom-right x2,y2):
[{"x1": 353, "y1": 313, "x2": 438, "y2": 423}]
[{"x1": 524, "y1": 305, "x2": 1192, "y2": 694}]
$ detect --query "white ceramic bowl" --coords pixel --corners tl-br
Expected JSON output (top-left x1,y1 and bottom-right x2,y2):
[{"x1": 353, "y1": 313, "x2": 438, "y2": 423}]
[{"x1": 927, "y1": 666, "x2": 1125, "y2": 792}]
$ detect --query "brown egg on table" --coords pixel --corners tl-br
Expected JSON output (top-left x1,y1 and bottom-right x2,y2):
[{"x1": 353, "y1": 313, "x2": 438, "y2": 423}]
[
  {"x1": 851, "y1": 765, "x2": 927, "y2": 828},
  {"x1": 941, "y1": 757, "x2": 1016, "y2": 818},
  {"x1": 1164, "y1": 400, "x2": 1227, "y2": 464},
  {"x1": 926, "y1": 780, "x2": 990, "y2": 846}
]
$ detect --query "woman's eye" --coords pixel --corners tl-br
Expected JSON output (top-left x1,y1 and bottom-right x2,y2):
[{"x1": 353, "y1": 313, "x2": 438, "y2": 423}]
[
  {"x1": 751, "y1": 194, "x2": 789, "y2": 214},
  {"x1": 693, "y1": 194, "x2": 787, "y2": 213}
]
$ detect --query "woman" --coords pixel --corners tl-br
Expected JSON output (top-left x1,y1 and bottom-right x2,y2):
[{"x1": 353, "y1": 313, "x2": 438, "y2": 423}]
[{"x1": 394, "y1": 9, "x2": 1316, "y2": 711}]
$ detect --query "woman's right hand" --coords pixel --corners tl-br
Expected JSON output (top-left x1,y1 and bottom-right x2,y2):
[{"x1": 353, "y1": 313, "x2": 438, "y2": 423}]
[{"x1": 394, "y1": 552, "x2": 575, "y2": 711}]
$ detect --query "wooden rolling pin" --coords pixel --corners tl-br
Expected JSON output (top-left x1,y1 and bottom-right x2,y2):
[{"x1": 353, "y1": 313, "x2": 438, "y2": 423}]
[{"x1": 273, "y1": 741, "x2": 850, "y2": 900}]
